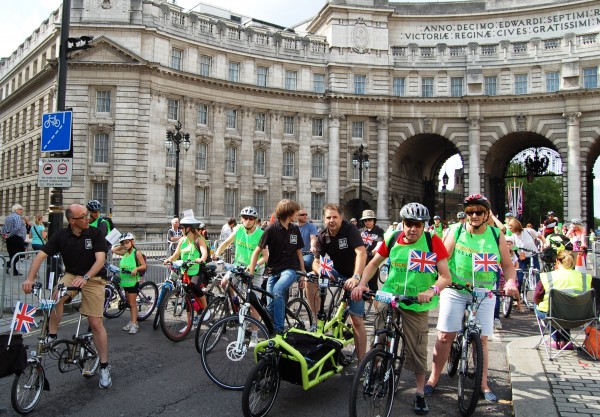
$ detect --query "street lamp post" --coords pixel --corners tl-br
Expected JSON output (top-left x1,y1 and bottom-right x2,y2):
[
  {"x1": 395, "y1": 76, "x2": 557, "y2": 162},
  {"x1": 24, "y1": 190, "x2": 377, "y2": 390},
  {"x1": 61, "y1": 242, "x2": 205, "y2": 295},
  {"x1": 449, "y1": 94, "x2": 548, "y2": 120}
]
[
  {"x1": 442, "y1": 171, "x2": 449, "y2": 221},
  {"x1": 165, "y1": 121, "x2": 190, "y2": 218},
  {"x1": 352, "y1": 144, "x2": 370, "y2": 217}
]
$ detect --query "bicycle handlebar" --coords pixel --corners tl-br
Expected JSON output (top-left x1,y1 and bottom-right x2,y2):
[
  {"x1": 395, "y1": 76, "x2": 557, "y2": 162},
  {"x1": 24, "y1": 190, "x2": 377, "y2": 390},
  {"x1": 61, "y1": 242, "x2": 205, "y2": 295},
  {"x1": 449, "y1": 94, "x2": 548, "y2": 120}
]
[
  {"x1": 360, "y1": 290, "x2": 420, "y2": 305},
  {"x1": 449, "y1": 282, "x2": 505, "y2": 297},
  {"x1": 295, "y1": 270, "x2": 345, "y2": 288}
]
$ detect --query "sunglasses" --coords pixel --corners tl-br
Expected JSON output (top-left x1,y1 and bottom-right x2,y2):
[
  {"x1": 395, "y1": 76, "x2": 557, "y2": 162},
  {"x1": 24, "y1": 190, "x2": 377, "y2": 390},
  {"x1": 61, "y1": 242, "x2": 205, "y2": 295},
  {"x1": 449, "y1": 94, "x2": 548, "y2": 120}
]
[
  {"x1": 241, "y1": 216, "x2": 255, "y2": 220},
  {"x1": 404, "y1": 220, "x2": 424, "y2": 229},
  {"x1": 466, "y1": 210, "x2": 485, "y2": 217}
]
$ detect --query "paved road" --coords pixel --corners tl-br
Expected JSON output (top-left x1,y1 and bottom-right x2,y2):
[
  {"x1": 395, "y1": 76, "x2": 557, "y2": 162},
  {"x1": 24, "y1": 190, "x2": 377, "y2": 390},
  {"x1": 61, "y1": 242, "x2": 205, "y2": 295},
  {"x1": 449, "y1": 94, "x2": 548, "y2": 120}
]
[{"x1": 0, "y1": 305, "x2": 538, "y2": 417}]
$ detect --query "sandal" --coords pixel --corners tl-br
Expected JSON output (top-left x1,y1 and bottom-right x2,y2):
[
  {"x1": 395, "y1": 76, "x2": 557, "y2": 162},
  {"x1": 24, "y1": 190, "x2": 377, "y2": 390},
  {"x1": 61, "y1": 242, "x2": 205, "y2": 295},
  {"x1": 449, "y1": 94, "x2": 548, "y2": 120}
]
[
  {"x1": 481, "y1": 390, "x2": 498, "y2": 402},
  {"x1": 424, "y1": 384, "x2": 437, "y2": 396}
]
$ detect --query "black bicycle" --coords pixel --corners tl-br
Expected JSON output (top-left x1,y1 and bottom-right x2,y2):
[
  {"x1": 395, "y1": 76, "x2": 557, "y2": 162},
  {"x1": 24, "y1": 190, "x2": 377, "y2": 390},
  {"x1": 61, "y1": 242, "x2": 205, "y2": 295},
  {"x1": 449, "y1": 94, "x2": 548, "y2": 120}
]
[{"x1": 103, "y1": 263, "x2": 158, "y2": 320}]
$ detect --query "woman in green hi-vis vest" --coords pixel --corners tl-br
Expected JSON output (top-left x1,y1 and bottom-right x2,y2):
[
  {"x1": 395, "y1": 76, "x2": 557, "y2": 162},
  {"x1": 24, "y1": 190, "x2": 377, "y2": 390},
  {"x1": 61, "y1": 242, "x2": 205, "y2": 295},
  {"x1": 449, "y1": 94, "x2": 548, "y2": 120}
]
[{"x1": 425, "y1": 194, "x2": 519, "y2": 404}]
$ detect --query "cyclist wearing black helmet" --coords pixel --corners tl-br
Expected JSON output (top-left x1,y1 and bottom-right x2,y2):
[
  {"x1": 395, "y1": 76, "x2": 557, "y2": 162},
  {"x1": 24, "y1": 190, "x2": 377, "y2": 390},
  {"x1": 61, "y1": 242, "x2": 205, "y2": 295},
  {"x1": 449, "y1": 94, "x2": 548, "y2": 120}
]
[
  {"x1": 86, "y1": 200, "x2": 111, "y2": 238},
  {"x1": 425, "y1": 194, "x2": 519, "y2": 403}
]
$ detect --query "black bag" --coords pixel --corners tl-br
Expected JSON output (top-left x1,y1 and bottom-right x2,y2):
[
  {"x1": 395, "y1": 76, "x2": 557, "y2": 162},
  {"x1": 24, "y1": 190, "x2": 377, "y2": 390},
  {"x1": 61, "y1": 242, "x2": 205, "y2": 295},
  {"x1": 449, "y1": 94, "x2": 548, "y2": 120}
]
[
  {"x1": 101, "y1": 216, "x2": 114, "y2": 232},
  {"x1": 0, "y1": 334, "x2": 27, "y2": 378}
]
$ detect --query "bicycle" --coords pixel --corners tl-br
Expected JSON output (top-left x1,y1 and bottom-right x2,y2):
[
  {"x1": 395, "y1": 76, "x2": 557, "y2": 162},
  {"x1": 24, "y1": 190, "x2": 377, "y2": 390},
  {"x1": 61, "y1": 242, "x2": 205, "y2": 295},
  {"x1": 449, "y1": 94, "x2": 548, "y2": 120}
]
[
  {"x1": 200, "y1": 268, "x2": 312, "y2": 391},
  {"x1": 515, "y1": 249, "x2": 540, "y2": 311},
  {"x1": 445, "y1": 282, "x2": 504, "y2": 417},
  {"x1": 240, "y1": 270, "x2": 355, "y2": 417},
  {"x1": 151, "y1": 264, "x2": 178, "y2": 330},
  {"x1": 103, "y1": 263, "x2": 158, "y2": 321},
  {"x1": 349, "y1": 290, "x2": 418, "y2": 417}
]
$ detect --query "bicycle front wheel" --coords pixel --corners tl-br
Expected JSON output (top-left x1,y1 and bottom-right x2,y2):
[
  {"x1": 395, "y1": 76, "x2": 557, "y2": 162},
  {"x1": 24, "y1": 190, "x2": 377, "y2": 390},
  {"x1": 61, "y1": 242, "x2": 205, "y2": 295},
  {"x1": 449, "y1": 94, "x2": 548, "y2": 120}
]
[
  {"x1": 241, "y1": 358, "x2": 281, "y2": 417},
  {"x1": 446, "y1": 338, "x2": 461, "y2": 377},
  {"x1": 103, "y1": 284, "x2": 125, "y2": 319},
  {"x1": 501, "y1": 295, "x2": 513, "y2": 318},
  {"x1": 458, "y1": 331, "x2": 483, "y2": 417},
  {"x1": 201, "y1": 315, "x2": 269, "y2": 390},
  {"x1": 349, "y1": 348, "x2": 395, "y2": 417},
  {"x1": 160, "y1": 289, "x2": 193, "y2": 342},
  {"x1": 285, "y1": 297, "x2": 313, "y2": 331},
  {"x1": 136, "y1": 281, "x2": 158, "y2": 321},
  {"x1": 522, "y1": 275, "x2": 534, "y2": 310},
  {"x1": 80, "y1": 338, "x2": 100, "y2": 378},
  {"x1": 195, "y1": 295, "x2": 231, "y2": 354},
  {"x1": 11, "y1": 362, "x2": 45, "y2": 415}
]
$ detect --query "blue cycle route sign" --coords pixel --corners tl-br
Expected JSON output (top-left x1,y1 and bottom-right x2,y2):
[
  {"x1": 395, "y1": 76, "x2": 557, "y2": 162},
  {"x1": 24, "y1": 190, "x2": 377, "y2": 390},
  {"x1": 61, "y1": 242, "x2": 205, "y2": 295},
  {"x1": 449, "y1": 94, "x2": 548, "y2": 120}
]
[{"x1": 41, "y1": 111, "x2": 72, "y2": 152}]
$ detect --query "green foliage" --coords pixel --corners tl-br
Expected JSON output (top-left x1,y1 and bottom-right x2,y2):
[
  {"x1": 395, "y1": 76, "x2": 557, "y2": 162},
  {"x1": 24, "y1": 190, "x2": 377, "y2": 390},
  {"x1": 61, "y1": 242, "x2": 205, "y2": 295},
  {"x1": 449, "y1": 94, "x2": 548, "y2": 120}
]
[{"x1": 509, "y1": 176, "x2": 563, "y2": 226}]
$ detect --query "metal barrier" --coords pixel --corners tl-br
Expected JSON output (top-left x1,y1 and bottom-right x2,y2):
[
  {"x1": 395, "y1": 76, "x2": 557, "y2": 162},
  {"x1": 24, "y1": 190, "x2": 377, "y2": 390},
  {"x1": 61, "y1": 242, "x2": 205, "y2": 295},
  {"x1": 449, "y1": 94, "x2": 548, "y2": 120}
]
[
  {"x1": 592, "y1": 241, "x2": 600, "y2": 276},
  {"x1": 109, "y1": 242, "x2": 170, "y2": 286}
]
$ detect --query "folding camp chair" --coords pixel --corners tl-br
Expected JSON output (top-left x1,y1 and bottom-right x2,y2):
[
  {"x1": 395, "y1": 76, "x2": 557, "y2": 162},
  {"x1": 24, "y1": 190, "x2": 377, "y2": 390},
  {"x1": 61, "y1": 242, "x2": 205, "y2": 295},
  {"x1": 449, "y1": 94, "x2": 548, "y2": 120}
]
[{"x1": 535, "y1": 289, "x2": 597, "y2": 361}]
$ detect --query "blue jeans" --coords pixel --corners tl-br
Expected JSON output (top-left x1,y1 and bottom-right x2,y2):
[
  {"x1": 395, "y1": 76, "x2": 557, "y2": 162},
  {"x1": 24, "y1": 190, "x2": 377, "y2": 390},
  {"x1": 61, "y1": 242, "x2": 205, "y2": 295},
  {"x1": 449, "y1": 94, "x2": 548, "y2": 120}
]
[
  {"x1": 267, "y1": 269, "x2": 299, "y2": 332},
  {"x1": 303, "y1": 253, "x2": 314, "y2": 273}
]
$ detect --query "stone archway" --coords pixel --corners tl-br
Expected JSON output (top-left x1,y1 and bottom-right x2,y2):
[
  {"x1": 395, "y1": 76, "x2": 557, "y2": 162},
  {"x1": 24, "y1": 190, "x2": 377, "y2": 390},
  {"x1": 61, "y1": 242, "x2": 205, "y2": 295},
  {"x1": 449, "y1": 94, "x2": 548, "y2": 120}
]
[{"x1": 586, "y1": 135, "x2": 600, "y2": 229}]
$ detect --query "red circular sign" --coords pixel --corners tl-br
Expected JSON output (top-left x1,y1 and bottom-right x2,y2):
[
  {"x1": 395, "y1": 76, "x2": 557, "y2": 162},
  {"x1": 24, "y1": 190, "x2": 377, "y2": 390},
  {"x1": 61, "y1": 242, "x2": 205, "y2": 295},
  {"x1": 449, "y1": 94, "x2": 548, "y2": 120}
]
[
  {"x1": 43, "y1": 163, "x2": 53, "y2": 175},
  {"x1": 58, "y1": 163, "x2": 68, "y2": 175}
]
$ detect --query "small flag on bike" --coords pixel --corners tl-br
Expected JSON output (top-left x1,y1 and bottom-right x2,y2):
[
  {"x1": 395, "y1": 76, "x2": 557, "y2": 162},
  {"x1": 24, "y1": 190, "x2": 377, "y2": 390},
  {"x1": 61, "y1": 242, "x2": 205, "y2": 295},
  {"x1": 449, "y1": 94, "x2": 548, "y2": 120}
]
[
  {"x1": 11, "y1": 301, "x2": 37, "y2": 333},
  {"x1": 407, "y1": 250, "x2": 437, "y2": 273},
  {"x1": 472, "y1": 253, "x2": 499, "y2": 273},
  {"x1": 320, "y1": 255, "x2": 334, "y2": 278},
  {"x1": 361, "y1": 232, "x2": 375, "y2": 246}
]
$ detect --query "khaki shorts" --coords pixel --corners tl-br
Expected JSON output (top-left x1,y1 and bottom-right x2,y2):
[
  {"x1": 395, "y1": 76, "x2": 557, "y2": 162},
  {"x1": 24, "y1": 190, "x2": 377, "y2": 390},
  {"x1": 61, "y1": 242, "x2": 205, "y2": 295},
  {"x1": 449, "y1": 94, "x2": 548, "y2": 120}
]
[
  {"x1": 374, "y1": 302, "x2": 430, "y2": 374},
  {"x1": 58, "y1": 273, "x2": 106, "y2": 318}
]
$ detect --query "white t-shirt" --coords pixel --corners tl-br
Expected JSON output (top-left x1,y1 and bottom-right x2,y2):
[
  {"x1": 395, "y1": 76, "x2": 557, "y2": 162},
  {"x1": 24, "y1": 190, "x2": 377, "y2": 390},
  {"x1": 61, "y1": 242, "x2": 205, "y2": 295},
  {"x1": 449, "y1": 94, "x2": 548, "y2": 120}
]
[{"x1": 513, "y1": 229, "x2": 540, "y2": 255}]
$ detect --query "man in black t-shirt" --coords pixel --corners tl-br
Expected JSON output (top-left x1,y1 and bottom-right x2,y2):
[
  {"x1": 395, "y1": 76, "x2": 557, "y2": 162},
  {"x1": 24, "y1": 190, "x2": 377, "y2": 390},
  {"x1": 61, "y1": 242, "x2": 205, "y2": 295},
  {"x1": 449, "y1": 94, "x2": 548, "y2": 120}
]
[
  {"x1": 312, "y1": 203, "x2": 367, "y2": 361},
  {"x1": 249, "y1": 199, "x2": 305, "y2": 333},
  {"x1": 22, "y1": 204, "x2": 112, "y2": 389}
]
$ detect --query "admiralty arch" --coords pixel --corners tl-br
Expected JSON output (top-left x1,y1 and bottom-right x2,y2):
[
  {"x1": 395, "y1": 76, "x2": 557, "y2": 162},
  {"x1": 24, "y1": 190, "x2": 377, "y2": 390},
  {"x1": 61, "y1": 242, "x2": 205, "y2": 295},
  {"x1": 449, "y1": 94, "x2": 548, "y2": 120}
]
[{"x1": 1, "y1": 0, "x2": 599, "y2": 237}]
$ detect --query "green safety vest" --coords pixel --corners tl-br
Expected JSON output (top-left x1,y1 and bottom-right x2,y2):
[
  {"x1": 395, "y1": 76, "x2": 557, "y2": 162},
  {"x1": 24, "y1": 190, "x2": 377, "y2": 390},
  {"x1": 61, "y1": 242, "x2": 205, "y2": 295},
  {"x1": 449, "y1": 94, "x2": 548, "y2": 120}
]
[
  {"x1": 180, "y1": 238, "x2": 201, "y2": 276},
  {"x1": 381, "y1": 232, "x2": 438, "y2": 312},
  {"x1": 449, "y1": 225, "x2": 500, "y2": 290},
  {"x1": 90, "y1": 217, "x2": 111, "y2": 233},
  {"x1": 433, "y1": 223, "x2": 443, "y2": 238},
  {"x1": 234, "y1": 226, "x2": 264, "y2": 274},
  {"x1": 119, "y1": 249, "x2": 139, "y2": 287},
  {"x1": 537, "y1": 269, "x2": 592, "y2": 312}
]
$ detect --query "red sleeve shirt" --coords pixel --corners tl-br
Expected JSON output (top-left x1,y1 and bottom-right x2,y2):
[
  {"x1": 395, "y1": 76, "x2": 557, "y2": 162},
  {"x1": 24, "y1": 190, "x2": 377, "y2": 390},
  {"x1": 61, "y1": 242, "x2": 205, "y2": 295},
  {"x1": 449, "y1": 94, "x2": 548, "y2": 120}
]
[{"x1": 377, "y1": 232, "x2": 449, "y2": 261}]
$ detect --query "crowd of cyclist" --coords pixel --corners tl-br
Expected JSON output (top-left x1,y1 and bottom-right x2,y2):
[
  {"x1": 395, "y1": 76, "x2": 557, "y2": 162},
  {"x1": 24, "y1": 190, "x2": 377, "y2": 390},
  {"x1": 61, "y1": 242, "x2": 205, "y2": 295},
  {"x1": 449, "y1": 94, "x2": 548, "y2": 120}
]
[{"x1": 17, "y1": 195, "x2": 594, "y2": 414}]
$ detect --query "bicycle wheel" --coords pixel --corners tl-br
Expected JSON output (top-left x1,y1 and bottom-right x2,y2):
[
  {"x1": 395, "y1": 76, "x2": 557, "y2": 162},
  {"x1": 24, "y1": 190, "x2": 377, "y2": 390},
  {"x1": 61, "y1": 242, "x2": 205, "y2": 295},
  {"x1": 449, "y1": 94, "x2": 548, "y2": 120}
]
[
  {"x1": 201, "y1": 315, "x2": 269, "y2": 390},
  {"x1": 522, "y1": 274, "x2": 534, "y2": 310},
  {"x1": 241, "y1": 358, "x2": 281, "y2": 417},
  {"x1": 391, "y1": 330, "x2": 407, "y2": 391},
  {"x1": 136, "y1": 281, "x2": 158, "y2": 321},
  {"x1": 11, "y1": 362, "x2": 45, "y2": 415},
  {"x1": 285, "y1": 297, "x2": 313, "y2": 331},
  {"x1": 56, "y1": 343, "x2": 77, "y2": 373},
  {"x1": 501, "y1": 295, "x2": 513, "y2": 318},
  {"x1": 338, "y1": 310, "x2": 356, "y2": 366},
  {"x1": 327, "y1": 287, "x2": 343, "y2": 321},
  {"x1": 103, "y1": 284, "x2": 125, "y2": 319},
  {"x1": 195, "y1": 295, "x2": 231, "y2": 353},
  {"x1": 80, "y1": 338, "x2": 100, "y2": 378},
  {"x1": 446, "y1": 338, "x2": 461, "y2": 377},
  {"x1": 153, "y1": 285, "x2": 171, "y2": 330},
  {"x1": 349, "y1": 348, "x2": 395, "y2": 417},
  {"x1": 160, "y1": 289, "x2": 193, "y2": 342},
  {"x1": 458, "y1": 331, "x2": 483, "y2": 417}
]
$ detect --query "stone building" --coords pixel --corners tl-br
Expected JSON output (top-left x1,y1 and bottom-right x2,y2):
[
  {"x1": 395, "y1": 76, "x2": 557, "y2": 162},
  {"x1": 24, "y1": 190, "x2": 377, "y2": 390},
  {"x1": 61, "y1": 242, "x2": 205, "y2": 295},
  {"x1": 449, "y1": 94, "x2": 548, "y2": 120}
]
[{"x1": 1, "y1": 0, "x2": 599, "y2": 238}]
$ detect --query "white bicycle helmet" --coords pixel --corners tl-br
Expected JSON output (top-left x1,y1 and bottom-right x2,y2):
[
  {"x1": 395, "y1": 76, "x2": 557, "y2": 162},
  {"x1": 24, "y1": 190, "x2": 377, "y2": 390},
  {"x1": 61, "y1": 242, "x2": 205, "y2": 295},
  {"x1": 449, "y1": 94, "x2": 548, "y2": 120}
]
[
  {"x1": 399, "y1": 203, "x2": 430, "y2": 222},
  {"x1": 119, "y1": 232, "x2": 135, "y2": 242},
  {"x1": 570, "y1": 218, "x2": 583, "y2": 225},
  {"x1": 457, "y1": 212, "x2": 466, "y2": 220},
  {"x1": 240, "y1": 206, "x2": 259, "y2": 218}
]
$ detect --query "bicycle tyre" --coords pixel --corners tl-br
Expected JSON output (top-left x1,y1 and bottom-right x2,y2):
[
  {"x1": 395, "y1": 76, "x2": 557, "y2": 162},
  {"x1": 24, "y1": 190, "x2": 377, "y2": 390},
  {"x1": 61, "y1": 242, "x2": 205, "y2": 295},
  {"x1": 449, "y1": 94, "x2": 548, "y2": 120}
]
[
  {"x1": 194, "y1": 295, "x2": 231, "y2": 354},
  {"x1": 285, "y1": 297, "x2": 313, "y2": 331},
  {"x1": 349, "y1": 348, "x2": 395, "y2": 417},
  {"x1": 338, "y1": 309, "x2": 356, "y2": 366},
  {"x1": 458, "y1": 331, "x2": 483, "y2": 417},
  {"x1": 160, "y1": 289, "x2": 193, "y2": 342},
  {"x1": 241, "y1": 358, "x2": 281, "y2": 417},
  {"x1": 327, "y1": 287, "x2": 343, "y2": 322},
  {"x1": 137, "y1": 281, "x2": 158, "y2": 321},
  {"x1": 501, "y1": 296, "x2": 513, "y2": 318},
  {"x1": 522, "y1": 274, "x2": 534, "y2": 311},
  {"x1": 447, "y1": 338, "x2": 461, "y2": 377},
  {"x1": 201, "y1": 315, "x2": 269, "y2": 390},
  {"x1": 11, "y1": 362, "x2": 45, "y2": 415},
  {"x1": 80, "y1": 338, "x2": 100, "y2": 378},
  {"x1": 153, "y1": 285, "x2": 172, "y2": 330},
  {"x1": 392, "y1": 329, "x2": 407, "y2": 391},
  {"x1": 103, "y1": 285, "x2": 125, "y2": 319}
]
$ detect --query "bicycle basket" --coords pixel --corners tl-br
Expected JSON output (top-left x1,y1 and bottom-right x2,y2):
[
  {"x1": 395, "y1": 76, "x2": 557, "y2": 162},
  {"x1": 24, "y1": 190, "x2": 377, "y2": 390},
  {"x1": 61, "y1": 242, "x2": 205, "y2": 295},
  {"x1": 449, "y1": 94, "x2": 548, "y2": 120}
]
[
  {"x1": 0, "y1": 334, "x2": 27, "y2": 378},
  {"x1": 278, "y1": 331, "x2": 343, "y2": 385}
]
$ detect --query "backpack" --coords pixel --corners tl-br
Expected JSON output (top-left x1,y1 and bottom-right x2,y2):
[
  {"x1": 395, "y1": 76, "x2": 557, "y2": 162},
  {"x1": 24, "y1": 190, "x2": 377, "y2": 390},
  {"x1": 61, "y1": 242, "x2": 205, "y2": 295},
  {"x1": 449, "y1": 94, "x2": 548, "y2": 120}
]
[
  {"x1": 132, "y1": 247, "x2": 147, "y2": 277},
  {"x1": 101, "y1": 216, "x2": 114, "y2": 233}
]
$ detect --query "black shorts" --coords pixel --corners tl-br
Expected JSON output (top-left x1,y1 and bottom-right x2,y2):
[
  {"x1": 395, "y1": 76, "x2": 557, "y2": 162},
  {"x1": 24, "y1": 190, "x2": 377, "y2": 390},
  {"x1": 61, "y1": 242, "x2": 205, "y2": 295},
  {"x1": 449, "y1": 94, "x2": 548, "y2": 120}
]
[{"x1": 123, "y1": 282, "x2": 140, "y2": 294}]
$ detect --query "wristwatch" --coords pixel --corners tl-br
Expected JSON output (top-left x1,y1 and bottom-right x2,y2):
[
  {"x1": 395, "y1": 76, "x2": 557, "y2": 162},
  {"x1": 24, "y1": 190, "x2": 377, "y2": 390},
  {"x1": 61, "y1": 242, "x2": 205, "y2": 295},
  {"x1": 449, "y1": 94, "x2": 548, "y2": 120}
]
[
  {"x1": 352, "y1": 274, "x2": 360, "y2": 280},
  {"x1": 83, "y1": 274, "x2": 90, "y2": 281}
]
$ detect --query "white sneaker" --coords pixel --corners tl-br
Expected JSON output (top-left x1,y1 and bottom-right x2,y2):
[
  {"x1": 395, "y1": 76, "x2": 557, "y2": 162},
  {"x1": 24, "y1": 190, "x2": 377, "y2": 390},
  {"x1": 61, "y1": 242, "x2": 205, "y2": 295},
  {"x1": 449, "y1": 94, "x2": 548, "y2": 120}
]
[
  {"x1": 202, "y1": 309, "x2": 212, "y2": 323},
  {"x1": 122, "y1": 322, "x2": 134, "y2": 331},
  {"x1": 494, "y1": 318, "x2": 502, "y2": 330},
  {"x1": 99, "y1": 365, "x2": 112, "y2": 389},
  {"x1": 128, "y1": 323, "x2": 139, "y2": 334},
  {"x1": 248, "y1": 332, "x2": 259, "y2": 349}
]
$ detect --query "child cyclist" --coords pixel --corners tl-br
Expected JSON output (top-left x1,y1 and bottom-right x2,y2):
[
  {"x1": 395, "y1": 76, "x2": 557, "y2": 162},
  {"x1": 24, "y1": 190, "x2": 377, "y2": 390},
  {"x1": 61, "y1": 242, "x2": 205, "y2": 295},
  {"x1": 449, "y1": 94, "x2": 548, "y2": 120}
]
[{"x1": 111, "y1": 232, "x2": 147, "y2": 334}]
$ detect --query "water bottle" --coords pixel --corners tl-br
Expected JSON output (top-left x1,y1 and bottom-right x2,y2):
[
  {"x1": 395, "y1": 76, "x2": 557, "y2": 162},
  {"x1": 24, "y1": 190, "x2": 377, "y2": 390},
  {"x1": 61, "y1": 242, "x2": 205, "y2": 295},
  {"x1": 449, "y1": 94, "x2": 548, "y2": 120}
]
[{"x1": 233, "y1": 296, "x2": 240, "y2": 313}]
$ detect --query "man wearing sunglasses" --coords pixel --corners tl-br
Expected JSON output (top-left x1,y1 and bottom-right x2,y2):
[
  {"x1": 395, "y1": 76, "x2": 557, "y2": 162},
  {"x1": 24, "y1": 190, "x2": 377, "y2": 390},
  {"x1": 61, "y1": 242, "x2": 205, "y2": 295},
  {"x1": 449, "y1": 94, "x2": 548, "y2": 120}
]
[
  {"x1": 425, "y1": 194, "x2": 519, "y2": 403},
  {"x1": 352, "y1": 202, "x2": 452, "y2": 415}
]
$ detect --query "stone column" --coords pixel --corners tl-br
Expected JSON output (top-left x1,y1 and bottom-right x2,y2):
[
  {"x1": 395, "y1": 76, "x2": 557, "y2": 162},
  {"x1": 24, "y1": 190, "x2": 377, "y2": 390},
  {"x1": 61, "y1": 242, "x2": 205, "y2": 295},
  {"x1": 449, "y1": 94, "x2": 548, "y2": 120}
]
[
  {"x1": 211, "y1": 102, "x2": 226, "y2": 217},
  {"x1": 563, "y1": 111, "x2": 582, "y2": 220},
  {"x1": 327, "y1": 114, "x2": 344, "y2": 203},
  {"x1": 376, "y1": 116, "x2": 392, "y2": 227},
  {"x1": 466, "y1": 116, "x2": 483, "y2": 195},
  {"x1": 297, "y1": 113, "x2": 312, "y2": 207}
]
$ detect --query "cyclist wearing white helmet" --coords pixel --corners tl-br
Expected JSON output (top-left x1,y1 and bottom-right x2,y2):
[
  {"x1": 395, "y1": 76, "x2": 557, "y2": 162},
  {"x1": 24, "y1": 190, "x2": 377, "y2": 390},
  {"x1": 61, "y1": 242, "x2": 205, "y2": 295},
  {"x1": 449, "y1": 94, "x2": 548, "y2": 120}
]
[
  {"x1": 566, "y1": 218, "x2": 587, "y2": 252},
  {"x1": 111, "y1": 232, "x2": 147, "y2": 334},
  {"x1": 429, "y1": 215, "x2": 443, "y2": 238},
  {"x1": 164, "y1": 215, "x2": 210, "y2": 313}
]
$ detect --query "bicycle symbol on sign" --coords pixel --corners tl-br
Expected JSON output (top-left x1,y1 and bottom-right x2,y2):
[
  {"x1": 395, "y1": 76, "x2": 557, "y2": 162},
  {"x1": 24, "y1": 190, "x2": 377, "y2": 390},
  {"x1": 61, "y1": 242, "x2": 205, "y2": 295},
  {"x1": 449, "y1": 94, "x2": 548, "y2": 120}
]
[{"x1": 43, "y1": 115, "x2": 61, "y2": 129}]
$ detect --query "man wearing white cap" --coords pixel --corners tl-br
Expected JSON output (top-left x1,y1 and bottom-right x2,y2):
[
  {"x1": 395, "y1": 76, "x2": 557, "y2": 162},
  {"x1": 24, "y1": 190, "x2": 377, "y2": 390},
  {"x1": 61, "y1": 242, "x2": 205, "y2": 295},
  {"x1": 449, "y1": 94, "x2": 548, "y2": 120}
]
[
  {"x1": 359, "y1": 209, "x2": 384, "y2": 292},
  {"x1": 2, "y1": 204, "x2": 27, "y2": 275}
]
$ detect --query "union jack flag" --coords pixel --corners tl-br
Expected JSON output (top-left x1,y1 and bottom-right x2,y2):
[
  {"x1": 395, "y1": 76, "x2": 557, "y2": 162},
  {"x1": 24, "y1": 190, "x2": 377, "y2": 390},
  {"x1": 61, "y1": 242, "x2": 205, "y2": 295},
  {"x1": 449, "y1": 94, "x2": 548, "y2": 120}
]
[
  {"x1": 12, "y1": 301, "x2": 37, "y2": 333},
  {"x1": 472, "y1": 253, "x2": 499, "y2": 273},
  {"x1": 320, "y1": 255, "x2": 334, "y2": 278},
  {"x1": 361, "y1": 232, "x2": 375, "y2": 246},
  {"x1": 407, "y1": 250, "x2": 437, "y2": 273}
]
